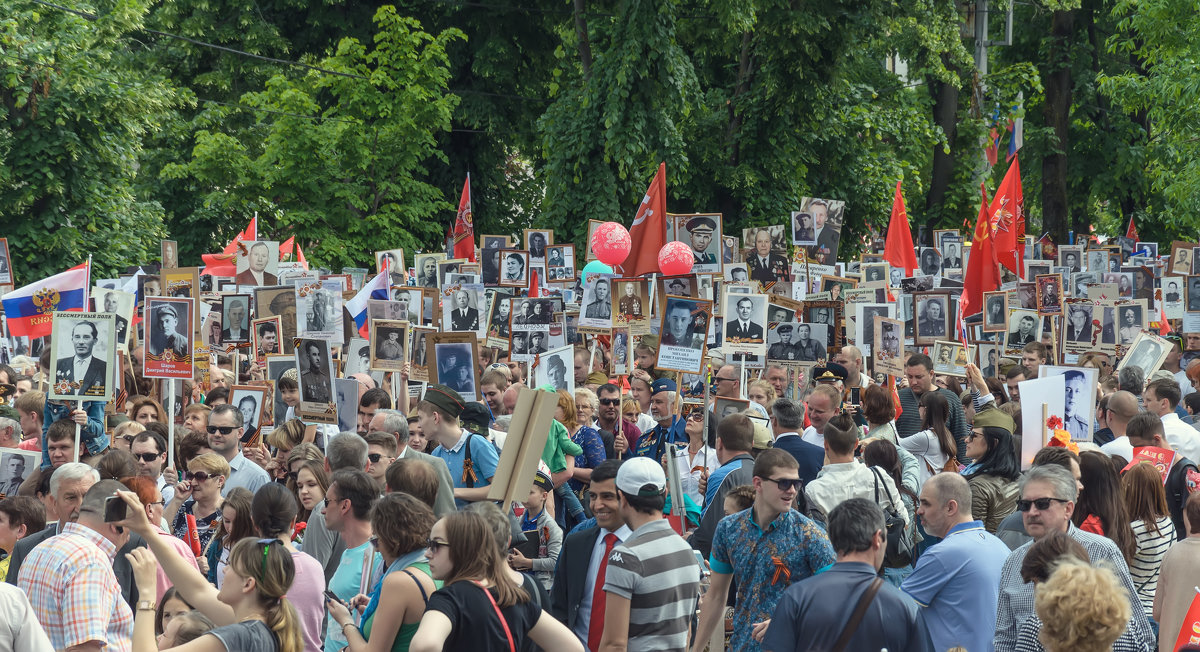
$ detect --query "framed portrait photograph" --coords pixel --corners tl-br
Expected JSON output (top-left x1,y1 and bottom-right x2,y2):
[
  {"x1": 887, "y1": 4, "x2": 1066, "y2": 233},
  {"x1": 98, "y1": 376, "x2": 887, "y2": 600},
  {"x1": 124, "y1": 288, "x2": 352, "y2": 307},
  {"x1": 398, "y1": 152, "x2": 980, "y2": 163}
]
[
  {"x1": 220, "y1": 294, "x2": 252, "y2": 344},
  {"x1": 1056, "y1": 245, "x2": 1083, "y2": 274},
  {"x1": 483, "y1": 293, "x2": 512, "y2": 350},
  {"x1": 1186, "y1": 275, "x2": 1200, "y2": 313},
  {"x1": 408, "y1": 325, "x2": 436, "y2": 382},
  {"x1": 429, "y1": 332, "x2": 480, "y2": 402},
  {"x1": 931, "y1": 340, "x2": 972, "y2": 378},
  {"x1": 250, "y1": 316, "x2": 282, "y2": 361},
  {"x1": 674, "y1": 213, "x2": 723, "y2": 275},
  {"x1": 657, "y1": 296, "x2": 712, "y2": 374},
  {"x1": 0, "y1": 238, "x2": 11, "y2": 285},
  {"x1": 1118, "y1": 331, "x2": 1171, "y2": 375},
  {"x1": 49, "y1": 311, "x2": 116, "y2": 401},
  {"x1": 860, "y1": 262, "x2": 889, "y2": 287},
  {"x1": 265, "y1": 354, "x2": 296, "y2": 426},
  {"x1": 872, "y1": 316, "x2": 905, "y2": 377},
  {"x1": 294, "y1": 337, "x2": 335, "y2": 413},
  {"x1": 235, "y1": 241, "x2": 280, "y2": 286},
  {"x1": 386, "y1": 287, "x2": 423, "y2": 325},
  {"x1": 229, "y1": 385, "x2": 267, "y2": 445},
  {"x1": 791, "y1": 210, "x2": 817, "y2": 247},
  {"x1": 1101, "y1": 272, "x2": 1134, "y2": 298},
  {"x1": 534, "y1": 344, "x2": 574, "y2": 393},
  {"x1": 743, "y1": 226, "x2": 791, "y2": 283},
  {"x1": 722, "y1": 263, "x2": 750, "y2": 285},
  {"x1": 913, "y1": 291, "x2": 951, "y2": 346},
  {"x1": 0, "y1": 449, "x2": 39, "y2": 499},
  {"x1": 1038, "y1": 365, "x2": 1097, "y2": 442},
  {"x1": 721, "y1": 235, "x2": 740, "y2": 266},
  {"x1": 413, "y1": 253, "x2": 445, "y2": 289},
  {"x1": 436, "y1": 259, "x2": 466, "y2": 288},
  {"x1": 918, "y1": 247, "x2": 944, "y2": 277},
  {"x1": 1062, "y1": 300, "x2": 1101, "y2": 352},
  {"x1": 722, "y1": 292, "x2": 768, "y2": 357},
  {"x1": 820, "y1": 275, "x2": 857, "y2": 303},
  {"x1": 524, "y1": 230, "x2": 552, "y2": 262},
  {"x1": 334, "y1": 377, "x2": 359, "y2": 434},
  {"x1": 611, "y1": 327, "x2": 631, "y2": 375},
  {"x1": 1116, "y1": 302, "x2": 1147, "y2": 346},
  {"x1": 161, "y1": 240, "x2": 179, "y2": 270},
  {"x1": 1035, "y1": 274, "x2": 1064, "y2": 316},
  {"x1": 295, "y1": 280, "x2": 343, "y2": 342},
  {"x1": 940, "y1": 241, "x2": 964, "y2": 272},
  {"x1": 93, "y1": 287, "x2": 134, "y2": 352},
  {"x1": 578, "y1": 273, "x2": 616, "y2": 332},
  {"x1": 766, "y1": 322, "x2": 824, "y2": 363},
  {"x1": 1084, "y1": 249, "x2": 1108, "y2": 274},
  {"x1": 614, "y1": 279, "x2": 650, "y2": 333},
  {"x1": 546, "y1": 244, "x2": 576, "y2": 283},
  {"x1": 1169, "y1": 241, "x2": 1194, "y2": 277},
  {"x1": 977, "y1": 341, "x2": 1002, "y2": 378},
  {"x1": 802, "y1": 300, "x2": 843, "y2": 355},
  {"x1": 1134, "y1": 241, "x2": 1158, "y2": 258},
  {"x1": 343, "y1": 337, "x2": 375, "y2": 378},
  {"x1": 480, "y1": 239, "x2": 510, "y2": 286},
  {"x1": 376, "y1": 249, "x2": 407, "y2": 286},
  {"x1": 144, "y1": 297, "x2": 194, "y2": 379},
  {"x1": 254, "y1": 286, "x2": 298, "y2": 354},
  {"x1": 1005, "y1": 308, "x2": 1042, "y2": 354},
  {"x1": 498, "y1": 250, "x2": 530, "y2": 288},
  {"x1": 983, "y1": 291, "x2": 1008, "y2": 333},
  {"x1": 367, "y1": 299, "x2": 406, "y2": 323},
  {"x1": 369, "y1": 319, "x2": 409, "y2": 372},
  {"x1": 853, "y1": 303, "x2": 895, "y2": 357},
  {"x1": 1070, "y1": 272, "x2": 1098, "y2": 298},
  {"x1": 441, "y1": 284, "x2": 484, "y2": 336},
  {"x1": 714, "y1": 396, "x2": 751, "y2": 421},
  {"x1": 798, "y1": 197, "x2": 845, "y2": 265}
]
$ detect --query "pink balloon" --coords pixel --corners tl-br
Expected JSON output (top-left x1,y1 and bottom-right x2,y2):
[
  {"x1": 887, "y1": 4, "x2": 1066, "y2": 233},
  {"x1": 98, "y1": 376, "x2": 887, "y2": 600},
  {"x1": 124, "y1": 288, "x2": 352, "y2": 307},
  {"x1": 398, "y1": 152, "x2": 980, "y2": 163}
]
[
  {"x1": 591, "y1": 222, "x2": 631, "y2": 266},
  {"x1": 658, "y1": 241, "x2": 694, "y2": 276}
]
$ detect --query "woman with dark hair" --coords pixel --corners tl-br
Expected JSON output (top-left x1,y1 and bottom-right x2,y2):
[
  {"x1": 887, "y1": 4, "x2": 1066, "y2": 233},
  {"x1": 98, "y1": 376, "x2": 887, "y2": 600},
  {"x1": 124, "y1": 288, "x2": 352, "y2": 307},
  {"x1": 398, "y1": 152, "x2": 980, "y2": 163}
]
[
  {"x1": 961, "y1": 424, "x2": 1021, "y2": 533},
  {"x1": 253, "y1": 482, "x2": 326, "y2": 652},
  {"x1": 1071, "y1": 451, "x2": 1137, "y2": 564},
  {"x1": 1122, "y1": 462, "x2": 1175, "y2": 617},
  {"x1": 409, "y1": 511, "x2": 581, "y2": 652},
  {"x1": 863, "y1": 439, "x2": 920, "y2": 586},
  {"x1": 328, "y1": 492, "x2": 440, "y2": 652},
  {"x1": 900, "y1": 391, "x2": 958, "y2": 483},
  {"x1": 861, "y1": 384, "x2": 897, "y2": 442}
]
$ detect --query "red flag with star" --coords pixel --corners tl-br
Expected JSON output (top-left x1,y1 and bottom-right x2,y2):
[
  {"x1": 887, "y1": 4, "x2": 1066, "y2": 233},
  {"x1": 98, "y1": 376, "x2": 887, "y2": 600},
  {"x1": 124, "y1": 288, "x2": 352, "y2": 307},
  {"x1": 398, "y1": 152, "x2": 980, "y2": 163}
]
[
  {"x1": 961, "y1": 183, "x2": 1001, "y2": 322},
  {"x1": 883, "y1": 180, "x2": 919, "y2": 276},
  {"x1": 452, "y1": 175, "x2": 476, "y2": 263},
  {"x1": 618, "y1": 163, "x2": 667, "y2": 278},
  {"x1": 987, "y1": 156, "x2": 1025, "y2": 277},
  {"x1": 1126, "y1": 216, "x2": 1139, "y2": 241}
]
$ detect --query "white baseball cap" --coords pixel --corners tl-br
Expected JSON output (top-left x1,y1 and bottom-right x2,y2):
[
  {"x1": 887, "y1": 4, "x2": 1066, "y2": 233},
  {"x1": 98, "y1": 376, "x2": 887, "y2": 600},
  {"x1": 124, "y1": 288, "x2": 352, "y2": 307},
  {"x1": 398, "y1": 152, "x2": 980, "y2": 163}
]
[{"x1": 616, "y1": 457, "x2": 666, "y2": 497}]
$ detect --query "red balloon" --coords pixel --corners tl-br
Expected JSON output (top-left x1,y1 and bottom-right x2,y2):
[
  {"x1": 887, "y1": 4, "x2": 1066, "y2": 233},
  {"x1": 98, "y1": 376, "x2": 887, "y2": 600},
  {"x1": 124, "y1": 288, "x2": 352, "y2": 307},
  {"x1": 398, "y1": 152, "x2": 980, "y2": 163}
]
[
  {"x1": 658, "y1": 241, "x2": 694, "y2": 276},
  {"x1": 591, "y1": 222, "x2": 631, "y2": 266}
]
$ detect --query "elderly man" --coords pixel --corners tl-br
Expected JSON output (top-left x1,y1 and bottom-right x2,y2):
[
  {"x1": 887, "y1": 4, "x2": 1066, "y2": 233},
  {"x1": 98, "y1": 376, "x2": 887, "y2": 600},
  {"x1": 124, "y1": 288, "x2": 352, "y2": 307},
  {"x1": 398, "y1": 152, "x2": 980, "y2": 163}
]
[
  {"x1": 993, "y1": 465, "x2": 1152, "y2": 652},
  {"x1": 902, "y1": 473, "x2": 1009, "y2": 652},
  {"x1": 449, "y1": 290, "x2": 479, "y2": 331}
]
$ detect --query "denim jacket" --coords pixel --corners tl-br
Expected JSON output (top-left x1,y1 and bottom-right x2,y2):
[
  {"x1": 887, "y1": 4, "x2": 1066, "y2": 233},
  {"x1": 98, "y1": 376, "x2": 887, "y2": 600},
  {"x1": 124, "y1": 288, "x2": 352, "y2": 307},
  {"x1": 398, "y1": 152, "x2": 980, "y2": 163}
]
[{"x1": 41, "y1": 400, "x2": 108, "y2": 468}]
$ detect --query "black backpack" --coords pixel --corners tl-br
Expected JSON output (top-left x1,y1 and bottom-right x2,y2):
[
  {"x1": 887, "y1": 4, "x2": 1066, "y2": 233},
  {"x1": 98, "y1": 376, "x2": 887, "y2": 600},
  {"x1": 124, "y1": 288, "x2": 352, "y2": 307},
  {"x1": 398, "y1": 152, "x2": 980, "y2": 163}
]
[{"x1": 872, "y1": 467, "x2": 914, "y2": 568}]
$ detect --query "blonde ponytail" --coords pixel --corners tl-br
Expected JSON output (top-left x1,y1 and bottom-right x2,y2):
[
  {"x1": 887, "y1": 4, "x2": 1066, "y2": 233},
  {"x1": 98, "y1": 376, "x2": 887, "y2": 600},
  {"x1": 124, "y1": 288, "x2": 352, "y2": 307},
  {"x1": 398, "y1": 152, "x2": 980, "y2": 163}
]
[{"x1": 264, "y1": 597, "x2": 303, "y2": 652}]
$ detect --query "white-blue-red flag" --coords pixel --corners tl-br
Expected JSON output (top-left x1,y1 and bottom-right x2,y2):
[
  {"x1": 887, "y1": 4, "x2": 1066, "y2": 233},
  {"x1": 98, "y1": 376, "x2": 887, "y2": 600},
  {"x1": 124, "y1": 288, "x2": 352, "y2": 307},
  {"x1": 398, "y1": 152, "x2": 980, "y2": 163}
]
[
  {"x1": 1, "y1": 261, "x2": 90, "y2": 338},
  {"x1": 346, "y1": 271, "x2": 391, "y2": 337}
]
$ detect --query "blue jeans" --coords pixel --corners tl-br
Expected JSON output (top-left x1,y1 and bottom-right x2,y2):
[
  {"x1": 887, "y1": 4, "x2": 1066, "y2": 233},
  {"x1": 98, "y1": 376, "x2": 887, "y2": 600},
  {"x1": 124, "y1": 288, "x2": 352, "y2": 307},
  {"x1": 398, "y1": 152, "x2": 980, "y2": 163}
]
[{"x1": 882, "y1": 565, "x2": 913, "y2": 588}]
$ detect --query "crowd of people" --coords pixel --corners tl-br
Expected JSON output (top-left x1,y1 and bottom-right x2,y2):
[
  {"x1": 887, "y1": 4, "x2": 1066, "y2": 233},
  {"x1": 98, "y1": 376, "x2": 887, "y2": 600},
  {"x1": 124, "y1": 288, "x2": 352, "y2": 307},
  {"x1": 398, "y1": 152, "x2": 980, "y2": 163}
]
[{"x1": 0, "y1": 229, "x2": 1198, "y2": 652}]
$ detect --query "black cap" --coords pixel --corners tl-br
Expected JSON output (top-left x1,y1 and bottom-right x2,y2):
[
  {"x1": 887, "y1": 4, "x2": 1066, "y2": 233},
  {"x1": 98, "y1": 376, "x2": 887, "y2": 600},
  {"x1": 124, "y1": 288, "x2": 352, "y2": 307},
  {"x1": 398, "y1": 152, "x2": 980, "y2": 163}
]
[
  {"x1": 459, "y1": 402, "x2": 492, "y2": 434},
  {"x1": 424, "y1": 384, "x2": 466, "y2": 418},
  {"x1": 686, "y1": 216, "x2": 716, "y2": 233},
  {"x1": 812, "y1": 362, "x2": 848, "y2": 383}
]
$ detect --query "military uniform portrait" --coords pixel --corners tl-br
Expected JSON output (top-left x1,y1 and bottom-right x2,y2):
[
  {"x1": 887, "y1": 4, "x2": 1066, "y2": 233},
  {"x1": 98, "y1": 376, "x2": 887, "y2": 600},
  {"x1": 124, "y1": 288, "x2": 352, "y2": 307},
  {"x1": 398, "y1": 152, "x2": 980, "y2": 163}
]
[
  {"x1": 675, "y1": 214, "x2": 722, "y2": 275},
  {"x1": 370, "y1": 319, "x2": 408, "y2": 372},
  {"x1": 931, "y1": 340, "x2": 970, "y2": 378},
  {"x1": 742, "y1": 226, "x2": 790, "y2": 283},
  {"x1": 1035, "y1": 275, "x2": 1064, "y2": 316},
  {"x1": 579, "y1": 273, "x2": 615, "y2": 330},
  {"x1": 791, "y1": 211, "x2": 816, "y2": 246},
  {"x1": 914, "y1": 294, "x2": 949, "y2": 345},
  {"x1": 616, "y1": 280, "x2": 648, "y2": 324},
  {"x1": 296, "y1": 338, "x2": 334, "y2": 410}
]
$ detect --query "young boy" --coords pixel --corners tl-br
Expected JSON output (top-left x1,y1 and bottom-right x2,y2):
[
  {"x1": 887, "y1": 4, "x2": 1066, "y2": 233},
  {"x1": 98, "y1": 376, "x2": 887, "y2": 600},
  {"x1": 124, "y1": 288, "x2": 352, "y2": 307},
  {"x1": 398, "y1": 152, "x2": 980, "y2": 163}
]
[{"x1": 508, "y1": 472, "x2": 562, "y2": 591}]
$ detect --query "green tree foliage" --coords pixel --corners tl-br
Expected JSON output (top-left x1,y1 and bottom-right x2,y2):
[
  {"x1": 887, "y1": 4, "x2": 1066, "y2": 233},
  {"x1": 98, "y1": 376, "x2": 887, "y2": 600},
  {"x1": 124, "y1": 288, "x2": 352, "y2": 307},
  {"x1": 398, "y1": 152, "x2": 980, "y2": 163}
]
[
  {"x1": 159, "y1": 6, "x2": 463, "y2": 271},
  {"x1": 0, "y1": 0, "x2": 181, "y2": 280}
]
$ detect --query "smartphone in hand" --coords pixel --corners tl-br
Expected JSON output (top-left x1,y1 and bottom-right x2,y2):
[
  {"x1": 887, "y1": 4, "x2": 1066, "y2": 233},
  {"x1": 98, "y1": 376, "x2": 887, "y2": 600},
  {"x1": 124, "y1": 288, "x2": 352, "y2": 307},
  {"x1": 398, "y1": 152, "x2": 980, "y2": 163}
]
[{"x1": 104, "y1": 495, "x2": 127, "y2": 523}]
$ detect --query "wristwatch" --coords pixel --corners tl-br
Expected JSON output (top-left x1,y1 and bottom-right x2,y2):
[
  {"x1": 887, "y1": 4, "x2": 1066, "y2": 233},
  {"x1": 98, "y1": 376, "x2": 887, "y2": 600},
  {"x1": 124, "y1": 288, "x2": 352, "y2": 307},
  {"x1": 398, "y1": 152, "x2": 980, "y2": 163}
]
[{"x1": 137, "y1": 600, "x2": 156, "y2": 612}]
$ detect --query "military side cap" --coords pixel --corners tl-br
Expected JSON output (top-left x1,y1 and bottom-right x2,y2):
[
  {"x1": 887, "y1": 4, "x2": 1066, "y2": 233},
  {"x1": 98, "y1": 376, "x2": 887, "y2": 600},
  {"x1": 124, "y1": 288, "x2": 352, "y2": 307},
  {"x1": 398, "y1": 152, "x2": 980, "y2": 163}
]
[
  {"x1": 651, "y1": 378, "x2": 677, "y2": 395},
  {"x1": 973, "y1": 406, "x2": 1015, "y2": 436},
  {"x1": 686, "y1": 216, "x2": 716, "y2": 233},
  {"x1": 812, "y1": 363, "x2": 848, "y2": 383},
  {"x1": 586, "y1": 371, "x2": 609, "y2": 385},
  {"x1": 424, "y1": 384, "x2": 466, "y2": 418},
  {"x1": 459, "y1": 402, "x2": 492, "y2": 434},
  {"x1": 777, "y1": 324, "x2": 794, "y2": 333}
]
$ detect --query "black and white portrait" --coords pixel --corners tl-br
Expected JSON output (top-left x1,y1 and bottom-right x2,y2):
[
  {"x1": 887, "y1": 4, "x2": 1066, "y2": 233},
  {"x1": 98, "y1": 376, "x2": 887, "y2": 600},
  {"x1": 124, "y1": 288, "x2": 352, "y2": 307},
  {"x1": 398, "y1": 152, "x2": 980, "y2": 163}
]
[
  {"x1": 546, "y1": 244, "x2": 576, "y2": 282},
  {"x1": 499, "y1": 250, "x2": 529, "y2": 288},
  {"x1": 1063, "y1": 303, "x2": 1094, "y2": 343},
  {"x1": 437, "y1": 260, "x2": 463, "y2": 288},
  {"x1": 1086, "y1": 250, "x2": 1108, "y2": 274},
  {"x1": 295, "y1": 338, "x2": 334, "y2": 406},
  {"x1": 983, "y1": 292, "x2": 1007, "y2": 332},
  {"x1": 146, "y1": 299, "x2": 191, "y2": 359},
  {"x1": 1057, "y1": 246, "x2": 1083, "y2": 274},
  {"x1": 94, "y1": 287, "x2": 134, "y2": 352},
  {"x1": 434, "y1": 342, "x2": 476, "y2": 401},
  {"x1": 723, "y1": 293, "x2": 768, "y2": 355},
  {"x1": 743, "y1": 226, "x2": 790, "y2": 283},
  {"x1": 579, "y1": 273, "x2": 615, "y2": 329},
  {"x1": 414, "y1": 254, "x2": 442, "y2": 289},
  {"x1": 1119, "y1": 331, "x2": 1170, "y2": 376},
  {"x1": 296, "y1": 281, "x2": 342, "y2": 341},
  {"x1": 1101, "y1": 272, "x2": 1134, "y2": 298},
  {"x1": 791, "y1": 211, "x2": 816, "y2": 247},
  {"x1": 854, "y1": 303, "x2": 894, "y2": 357},
  {"x1": 767, "y1": 323, "x2": 826, "y2": 362},
  {"x1": 1006, "y1": 310, "x2": 1041, "y2": 351},
  {"x1": 915, "y1": 294, "x2": 949, "y2": 343},
  {"x1": 161, "y1": 240, "x2": 179, "y2": 270},
  {"x1": 443, "y1": 287, "x2": 483, "y2": 333},
  {"x1": 656, "y1": 297, "x2": 711, "y2": 374},
  {"x1": 1072, "y1": 272, "x2": 1097, "y2": 298},
  {"x1": 265, "y1": 355, "x2": 296, "y2": 426},
  {"x1": 1039, "y1": 365, "x2": 1097, "y2": 442},
  {"x1": 335, "y1": 378, "x2": 358, "y2": 434},
  {"x1": 1118, "y1": 305, "x2": 1144, "y2": 345},
  {"x1": 220, "y1": 295, "x2": 251, "y2": 344},
  {"x1": 376, "y1": 249, "x2": 407, "y2": 286},
  {"x1": 941, "y1": 242, "x2": 963, "y2": 271},
  {"x1": 932, "y1": 341, "x2": 970, "y2": 378},
  {"x1": 230, "y1": 386, "x2": 265, "y2": 445},
  {"x1": 534, "y1": 344, "x2": 574, "y2": 394},
  {"x1": 919, "y1": 248, "x2": 943, "y2": 277},
  {"x1": 525, "y1": 230, "x2": 551, "y2": 263},
  {"x1": 799, "y1": 197, "x2": 845, "y2": 265},
  {"x1": 50, "y1": 312, "x2": 115, "y2": 401},
  {"x1": 874, "y1": 317, "x2": 904, "y2": 376},
  {"x1": 861, "y1": 263, "x2": 888, "y2": 285},
  {"x1": 370, "y1": 319, "x2": 408, "y2": 372},
  {"x1": 235, "y1": 241, "x2": 280, "y2": 286},
  {"x1": 1036, "y1": 275, "x2": 1063, "y2": 315},
  {"x1": 255, "y1": 286, "x2": 298, "y2": 354}
]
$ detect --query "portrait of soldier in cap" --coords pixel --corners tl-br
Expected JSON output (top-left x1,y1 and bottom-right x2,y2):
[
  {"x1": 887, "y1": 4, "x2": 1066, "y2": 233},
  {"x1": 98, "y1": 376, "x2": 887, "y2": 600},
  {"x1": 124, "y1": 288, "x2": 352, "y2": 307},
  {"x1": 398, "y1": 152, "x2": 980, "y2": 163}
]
[
  {"x1": 768, "y1": 324, "x2": 801, "y2": 361},
  {"x1": 680, "y1": 214, "x2": 721, "y2": 274},
  {"x1": 149, "y1": 302, "x2": 190, "y2": 358}
]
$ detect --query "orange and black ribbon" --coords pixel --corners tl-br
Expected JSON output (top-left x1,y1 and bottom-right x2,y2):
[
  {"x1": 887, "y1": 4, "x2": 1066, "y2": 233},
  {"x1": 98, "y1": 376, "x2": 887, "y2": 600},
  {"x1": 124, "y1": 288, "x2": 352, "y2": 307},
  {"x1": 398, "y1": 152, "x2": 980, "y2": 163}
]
[{"x1": 770, "y1": 556, "x2": 791, "y2": 585}]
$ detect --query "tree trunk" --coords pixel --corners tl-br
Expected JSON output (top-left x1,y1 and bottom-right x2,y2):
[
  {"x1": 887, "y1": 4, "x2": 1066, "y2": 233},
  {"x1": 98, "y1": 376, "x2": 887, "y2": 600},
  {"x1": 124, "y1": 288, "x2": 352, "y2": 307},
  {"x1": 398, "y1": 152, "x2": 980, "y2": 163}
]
[
  {"x1": 1041, "y1": 9, "x2": 1075, "y2": 243},
  {"x1": 924, "y1": 65, "x2": 961, "y2": 228},
  {"x1": 573, "y1": 0, "x2": 593, "y2": 79},
  {"x1": 726, "y1": 30, "x2": 754, "y2": 167}
]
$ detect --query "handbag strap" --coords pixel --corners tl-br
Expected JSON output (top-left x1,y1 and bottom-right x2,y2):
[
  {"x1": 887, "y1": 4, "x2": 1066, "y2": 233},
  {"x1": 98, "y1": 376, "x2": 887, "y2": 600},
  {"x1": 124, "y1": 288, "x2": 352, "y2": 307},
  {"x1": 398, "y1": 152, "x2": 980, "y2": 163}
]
[
  {"x1": 832, "y1": 577, "x2": 883, "y2": 652},
  {"x1": 475, "y1": 581, "x2": 516, "y2": 652}
]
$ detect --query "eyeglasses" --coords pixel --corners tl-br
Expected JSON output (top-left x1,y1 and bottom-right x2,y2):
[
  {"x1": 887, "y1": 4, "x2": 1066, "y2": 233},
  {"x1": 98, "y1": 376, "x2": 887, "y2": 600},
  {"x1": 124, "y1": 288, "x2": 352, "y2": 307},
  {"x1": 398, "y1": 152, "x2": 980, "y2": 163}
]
[
  {"x1": 185, "y1": 471, "x2": 218, "y2": 483},
  {"x1": 134, "y1": 452, "x2": 161, "y2": 463},
  {"x1": 965, "y1": 432, "x2": 981, "y2": 441},
  {"x1": 599, "y1": 398, "x2": 621, "y2": 407},
  {"x1": 368, "y1": 536, "x2": 379, "y2": 549},
  {"x1": 714, "y1": 376, "x2": 737, "y2": 383},
  {"x1": 206, "y1": 426, "x2": 237, "y2": 435},
  {"x1": 1016, "y1": 497, "x2": 1070, "y2": 512},
  {"x1": 425, "y1": 538, "x2": 449, "y2": 552},
  {"x1": 257, "y1": 538, "x2": 276, "y2": 573},
  {"x1": 367, "y1": 453, "x2": 387, "y2": 464},
  {"x1": 762, "y1": 477, "x2": 804, "y2": 492},
  {"x1": 686, "y1": 411, "x2": 705, "y2": 421},
  {"x1": 119, "y1": 435, "x2": 137, "y2": 444}
]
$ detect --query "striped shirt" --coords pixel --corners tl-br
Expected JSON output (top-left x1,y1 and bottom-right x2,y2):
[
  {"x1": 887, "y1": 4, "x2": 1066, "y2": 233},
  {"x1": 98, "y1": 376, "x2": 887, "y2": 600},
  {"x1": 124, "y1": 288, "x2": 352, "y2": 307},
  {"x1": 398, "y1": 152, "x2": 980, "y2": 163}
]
[
  {"x1": 18, "y1": 521, "x2": 133, "y2": 651},
  {"x1": 1129, "y1": 516, "x2": 1175, "y2": 615},
  {"x1": 603, "y1": 519, "x2": 701, "y2": 651}
]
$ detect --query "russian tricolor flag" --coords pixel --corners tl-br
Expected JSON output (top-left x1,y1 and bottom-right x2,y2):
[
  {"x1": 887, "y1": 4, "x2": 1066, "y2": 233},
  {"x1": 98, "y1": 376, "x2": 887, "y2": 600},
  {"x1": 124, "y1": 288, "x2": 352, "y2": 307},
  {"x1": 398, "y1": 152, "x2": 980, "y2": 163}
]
[
  {"x1": 346, "y1": 271, "x2": 392, "y2": 337},
  {"x1": 2, "y1": 261, "x2": 90, "y2": 338}
]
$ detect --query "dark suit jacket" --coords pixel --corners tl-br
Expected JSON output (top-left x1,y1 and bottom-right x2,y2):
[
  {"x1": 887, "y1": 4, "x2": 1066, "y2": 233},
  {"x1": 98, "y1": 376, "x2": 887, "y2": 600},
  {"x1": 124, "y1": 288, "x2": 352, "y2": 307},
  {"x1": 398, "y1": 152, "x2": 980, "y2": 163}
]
[
  {"x1": 114, "y1": 315, "x2": 128, "y2": 345},
  {"x1": 450, "y1": 308, "x2": 479, "y2": 331},
  {"x1": 773, "y1": 434, "x2": 825, "y2": 485},
  {"x1": 725, "y1": 320, "x2": 764, "y2": 341},
  {"x1": 220, "y1": 327, "x2": 248, "y2": 342},
  {"x1": 550, "y1": 526, "x2": 602, "y2": 631},
  {"x1": 54, "y1": 357, "x2": 107, "y2": 397},
  {"x1": 747, "y1": 254, "x2": 788, "y2": 282},
  {"x1": 234, "y1": 270, "x2": 278, "y2": 286},
  {"x1": 814, "y1": 228, "x2": 840, "y2": 262},
  {"x1": 7, "y1": 525, "x2": 147, "y2": 607}
]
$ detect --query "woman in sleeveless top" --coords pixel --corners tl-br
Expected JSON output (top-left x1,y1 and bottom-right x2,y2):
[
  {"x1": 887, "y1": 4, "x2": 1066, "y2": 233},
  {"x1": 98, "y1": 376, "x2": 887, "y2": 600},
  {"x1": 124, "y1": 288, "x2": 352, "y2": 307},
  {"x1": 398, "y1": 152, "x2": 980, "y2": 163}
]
[{"x1": 328, "y1": 493, "x2": 440, "y2": 652}]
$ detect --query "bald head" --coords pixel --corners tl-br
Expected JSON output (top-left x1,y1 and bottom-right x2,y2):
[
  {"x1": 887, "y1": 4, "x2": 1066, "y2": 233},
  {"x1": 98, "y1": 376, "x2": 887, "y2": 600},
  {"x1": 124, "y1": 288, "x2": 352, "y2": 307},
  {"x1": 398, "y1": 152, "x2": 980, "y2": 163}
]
[
  {"x1": 927, "y1": 473, "x2": 972, "y2": 516},
  {"x1": 502, "y1": 385, "x2": 520, "y2": 414},
  {"x1": 1106, "y1": 390, "x2": 1139, "y2": 434}
]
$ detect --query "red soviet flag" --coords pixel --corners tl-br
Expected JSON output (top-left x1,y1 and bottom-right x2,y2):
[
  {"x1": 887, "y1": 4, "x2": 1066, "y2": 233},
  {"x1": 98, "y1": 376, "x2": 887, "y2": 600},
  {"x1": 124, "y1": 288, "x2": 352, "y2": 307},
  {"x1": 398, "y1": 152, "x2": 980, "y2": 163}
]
[
  {"x1": 988, "y1": 156, "x2": 1025, "y2": 277},
  {"x1": 453, "y1": 175, "x2": 476, "y2": 263},
  {"x1": 883, "y1": 180, "x2": 918, "y2": 276},
  {"x1": 619, "y1": 163, "x2": 667, "y2": 278},
  {"x1": 961, "y1": 184, "x2": 1001, "y2": 320}
]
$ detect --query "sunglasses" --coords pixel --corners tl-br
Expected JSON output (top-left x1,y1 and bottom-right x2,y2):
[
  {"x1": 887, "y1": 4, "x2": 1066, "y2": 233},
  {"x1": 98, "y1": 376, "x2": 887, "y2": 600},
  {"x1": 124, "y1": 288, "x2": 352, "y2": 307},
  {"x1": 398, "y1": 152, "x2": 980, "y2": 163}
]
[
  {"x1": 206, "y1": 426, "x2": 237, "y2": 435},
  {"x1": 425, "y1": 538, "x2": 449, "y2": 552},
  {"x1": 119, "y1": 435, "x2": 137, "y2": 444},
  {"x1": 762, "y1": 477, "x2": 803, "y2": 492},
  {"x1": 1016, "y1": 497, "x2": 1070, "y2": 512},
  {"x1": 185, "y1": 471, "x2": 219, "y2": 483},
  {"x1": 367, "y1": 453, "x2": 387, "y2": 464},
  {"x1": 599, "y1": 398, "x2": 621, "y2": 407},
  {"x1": 686, "y1": 411, "x2": 705, "y2": 421},
  {"x1": 134, "y1": 452, "x2": 161, "y2": 463},
  {"x1": 714, "y1": 376, "x2": 737, "y2": 383}
]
